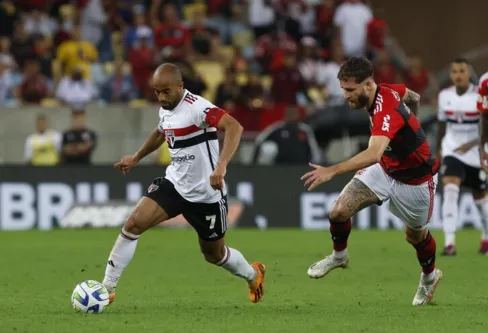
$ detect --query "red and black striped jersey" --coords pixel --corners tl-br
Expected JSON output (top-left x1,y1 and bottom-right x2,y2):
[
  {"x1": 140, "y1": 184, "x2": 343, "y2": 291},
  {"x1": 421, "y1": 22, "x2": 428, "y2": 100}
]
[{"x1": 368, "y1": 83, "x2": 439, "y2": 185}]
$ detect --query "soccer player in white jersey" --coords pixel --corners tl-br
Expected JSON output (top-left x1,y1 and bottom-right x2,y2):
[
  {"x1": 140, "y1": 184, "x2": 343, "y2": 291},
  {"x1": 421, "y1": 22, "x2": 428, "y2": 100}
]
[
  {"x1": 101, "y1": 63, "x2": 266, "y2": 304},
  {"x1": 437, "y1": 58, "x2": 488, "y2": 255}
]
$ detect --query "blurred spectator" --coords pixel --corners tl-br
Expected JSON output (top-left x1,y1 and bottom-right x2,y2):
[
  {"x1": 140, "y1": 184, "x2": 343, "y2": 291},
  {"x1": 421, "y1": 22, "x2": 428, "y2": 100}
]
[
  {"x1": 271, "y1": 51, "x2": 309, "y2": 106},
  {"x1": 366, "y1": 7, "x2": 387, "y2": 59},
  {"x1": 232, "y1": 71, "x2": 265, "y2": 131},
  {"x1": 24, "y1": 8, "x2": 56, "y2": 37},
  {"x1": 55, "y1": 66, "x2": 98, "y2": 105},
  {"x1": 11, "y1": 23, "x2": 35, "y2": 70},
  {"x1": 0, "y1": 0, "x2": 19, "y2": 38},
  {"x1": 153, "y1": 3, "x2": 190, "y2": 61},
  {"x1": 24, "y1": 114, "x2": 62, "y2": 166},
  {"x1": 56, "y1": 25, "x2": 98, "y2": 80},
  {"x1": 101, "y1": 60, "x2": 137, "y2": 103},
  {"x1": 230, "y1": 46, "x2": 249, "y2": 73},
  {"x1": 333, "y1": 0, "x2": 372, "y2": 57},
  {"x1": 316, "y1": 40, "x2": 346, "y2": 107},
  {"x1": 248, "y1": 0, "x2": 276, "y2": 39},
  {"x1": 128, "y1": 26, "x2": 156, "y2": 100},
  {"x1": 53, "y1": 4, "x2": 76, "y2": 48},
  {"x1": 0, "y1": 37, "x2": 17, "y2": 72},
  {"x1": 239, "y1": 71, "x2": 265, "y2": 109},
  {"x1": 33, "y1": 35, "x2": 53, "y2": 78},
  {"x1": 190, "y1": 10, "x2": 220, "y2": 60},
  {"x1": 373, "y1": 49, "x2": 398, "y2": 84},
  {"x1": 298, "y1": 36, "x2": 321, "y2": 85},
  {"x1": 276, "y1": 0, "x2": 315, "y2": 42},
  {"x1": 252, "y1": 105, "x2": 322, "y2": 165},
  {"x1": 215, "y1": 68, "x2": 240, "y2": 111},
  {"x1": 254, "y1": 28, "x2": 297, "y2": 74},
  {"x1": 403, "y1": 55, "x2": 430, "y2": 97},
  {"x1": 61, "y1": 110, "x2": 97, "y2": 165},
  {"x1": 0, "y1": 59, "x2": 14, "y2": 105},
  {"x1": 79, "y1": 0, "x2": 107, "y2": 47},
  {"x1": 315, "y1": 0, "x2": 335, "y2": 49},
  {"x1": 178, "y1": 61, "x2": 208, "y2": 97},
  {"x1": 19, "y1": 59, "x2": 51, "y2": 104},
  {"x1": 124, "y1": 8, "x2": 153, "y2": 55}
]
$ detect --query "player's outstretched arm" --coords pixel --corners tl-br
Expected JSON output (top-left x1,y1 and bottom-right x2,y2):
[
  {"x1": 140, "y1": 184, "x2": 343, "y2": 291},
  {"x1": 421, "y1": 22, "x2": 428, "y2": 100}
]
[
  {"x1": 301, "y1": 136, "x2": 390, "y2": 191},
  {"x1": 403, "y1": 88, "x2": 420, "y2": 115},
  {"x1": 209, "y1": 114, "x2": 243, "y2": 190},
  {"x1": 114, "y1": 128, "x2": 165, "y2": 174},
  {"x1": 134, "y1": 128, "x2": 165, "y2": 162}
]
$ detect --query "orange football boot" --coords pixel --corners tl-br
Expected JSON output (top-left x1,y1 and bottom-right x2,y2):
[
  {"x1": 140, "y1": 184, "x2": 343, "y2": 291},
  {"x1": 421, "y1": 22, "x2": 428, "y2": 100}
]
[{"x1": 248, "y1": 262, "x2": 266, "y2": 303}]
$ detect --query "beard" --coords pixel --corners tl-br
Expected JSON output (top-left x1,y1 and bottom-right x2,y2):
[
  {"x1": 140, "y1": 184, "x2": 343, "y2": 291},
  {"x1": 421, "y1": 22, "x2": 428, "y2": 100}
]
[{"x1": 349, "y1": 93, "x2": 370, "y2": 109}]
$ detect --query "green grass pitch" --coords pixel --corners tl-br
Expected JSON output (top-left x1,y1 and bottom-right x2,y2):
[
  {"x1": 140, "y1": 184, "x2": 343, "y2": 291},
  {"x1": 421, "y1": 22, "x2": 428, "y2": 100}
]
[{"x1": 1, "y1": 229, "x2": 487, "y2": 333}]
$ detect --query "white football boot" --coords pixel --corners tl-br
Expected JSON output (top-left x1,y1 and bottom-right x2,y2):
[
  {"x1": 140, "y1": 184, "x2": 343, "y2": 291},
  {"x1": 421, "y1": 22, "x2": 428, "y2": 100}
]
[
  {"x1": 307, "y1": 252, "x2": 349, "y2": 278},
  {"x1": 412, "y1": 268, "x2": 443, "y2": 306}
]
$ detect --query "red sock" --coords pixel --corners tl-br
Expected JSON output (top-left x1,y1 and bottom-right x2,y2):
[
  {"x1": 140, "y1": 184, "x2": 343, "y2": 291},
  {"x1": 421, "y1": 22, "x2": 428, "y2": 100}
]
[
  {"x1": 329, "y1": 218, "x2": 352, "y2": 251},
  {"x1": 413, "y1": 231, "x2": 436, "y2": 274}
]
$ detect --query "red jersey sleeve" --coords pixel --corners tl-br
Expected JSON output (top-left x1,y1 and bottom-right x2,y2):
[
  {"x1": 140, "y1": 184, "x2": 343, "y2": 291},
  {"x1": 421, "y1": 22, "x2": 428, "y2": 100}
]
[
  {"x1": 477, "y1": 73, "x2": 488, "y2": 112},
  {"x1": 370, "y1": 93, "x2": 404, "y2": 140},
  {"x1": 379, "y1": 83, "x2": 407, "y2": 99}
]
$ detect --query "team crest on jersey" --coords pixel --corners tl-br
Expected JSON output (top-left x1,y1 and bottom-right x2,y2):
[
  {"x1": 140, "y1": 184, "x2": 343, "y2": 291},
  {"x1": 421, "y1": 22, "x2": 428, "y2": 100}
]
[{"x1": 165, "y1": 130, "x2": 175, "y2": 147}]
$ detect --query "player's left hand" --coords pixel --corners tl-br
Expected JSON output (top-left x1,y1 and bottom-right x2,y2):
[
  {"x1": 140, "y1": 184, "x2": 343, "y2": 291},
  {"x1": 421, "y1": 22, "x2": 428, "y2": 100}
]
[
  {"x1": 210, "y1": 163, "x2": 226, "y2": 190},
  {"x1": 301, "y1": 163, "x2": 336, "y2": 191}
]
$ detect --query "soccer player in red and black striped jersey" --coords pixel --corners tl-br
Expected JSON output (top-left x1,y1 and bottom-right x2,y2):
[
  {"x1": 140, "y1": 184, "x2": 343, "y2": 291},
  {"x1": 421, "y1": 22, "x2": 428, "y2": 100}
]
[
  {"x1": 301, "y1": 56, "x2": 442, "y2": 305},
  {"x1": 478, "y1": 71, "x2": 488, "y2": 171},
  {"x1": 101, "y1": 63, "x2": 266, "y2": 305}
]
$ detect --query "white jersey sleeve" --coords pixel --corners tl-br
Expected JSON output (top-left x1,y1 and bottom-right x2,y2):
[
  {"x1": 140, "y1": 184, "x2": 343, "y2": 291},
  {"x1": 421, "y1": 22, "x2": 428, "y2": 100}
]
[{"x1": 437, "y1": 90, "x2": 447, "y2": 122}]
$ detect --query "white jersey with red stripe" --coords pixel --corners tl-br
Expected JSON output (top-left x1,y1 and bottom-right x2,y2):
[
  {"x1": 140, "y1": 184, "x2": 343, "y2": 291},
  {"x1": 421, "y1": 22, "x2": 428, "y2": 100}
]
[
  {"x1": 157, "y1": 89, "x2": 228, "y2": 203},
  {"x1": 437, "y1": 84, "x2": 480, "y2": 167},
  {"x1": 477, "y1": 71, "x2": 488, "y2": 112}
]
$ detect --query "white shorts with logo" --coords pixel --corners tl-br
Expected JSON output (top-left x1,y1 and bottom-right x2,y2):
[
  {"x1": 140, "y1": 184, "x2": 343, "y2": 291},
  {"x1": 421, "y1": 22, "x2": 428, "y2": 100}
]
[{"x1": 353, "y1": 164, "x2": 438, "y2": 229}]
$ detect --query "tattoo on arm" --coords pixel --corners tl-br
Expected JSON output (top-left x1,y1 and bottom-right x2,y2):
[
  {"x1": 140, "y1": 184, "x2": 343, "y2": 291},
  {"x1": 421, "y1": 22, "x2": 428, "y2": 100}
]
[
  {"x1": 403, "y1": 89, "x2": 420, "y2": 115},
  {"x1": 334, "y1": 178, "x2": 380, "y2": 218}
]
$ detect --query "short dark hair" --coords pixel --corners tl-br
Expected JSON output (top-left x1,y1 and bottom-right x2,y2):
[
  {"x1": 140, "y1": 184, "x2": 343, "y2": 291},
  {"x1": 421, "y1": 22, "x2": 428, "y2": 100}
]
[
  {"x1": 337, "y1": 56, "x2": 374, "y2": 83},
  {"x1": 452, "y1": 57, "x2": 469, "y2": 65}
]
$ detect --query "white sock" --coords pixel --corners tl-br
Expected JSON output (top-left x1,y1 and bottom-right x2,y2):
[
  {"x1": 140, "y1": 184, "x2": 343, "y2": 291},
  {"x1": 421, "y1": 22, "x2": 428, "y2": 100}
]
[
  {"x1": 216, "y1": 247, "x2": 257, "y2": 282},
  {"x1": 442, "y1": 183, "x2": 459, "y2": 246},
  {"x1": 102, "y1": 228, "x2": 140, "y2": 292},
  {"x1": 333, "y1": 249, "x2": 348, "y2": 260},
  {"x1": 475, "y1": 197, "x2": 488, "y2": 240},
  {"x1": 421, "y1": 270, "x2": 436, "y2": 283}
]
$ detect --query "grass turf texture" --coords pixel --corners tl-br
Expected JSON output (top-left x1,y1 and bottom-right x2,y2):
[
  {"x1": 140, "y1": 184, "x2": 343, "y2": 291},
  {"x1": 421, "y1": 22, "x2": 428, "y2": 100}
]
[{"x1": 1, "y1": 229, "x2": 487, "y2": 333}]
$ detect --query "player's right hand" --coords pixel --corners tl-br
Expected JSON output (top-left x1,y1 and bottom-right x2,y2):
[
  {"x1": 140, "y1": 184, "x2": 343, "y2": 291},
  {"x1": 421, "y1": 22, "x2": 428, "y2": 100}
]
[
  {"x1": 481, "y1": 150, "x2": 488, "y2": 173},
  {"x1": 114, "y1": 155, "x2": 138, "y2": 174}
]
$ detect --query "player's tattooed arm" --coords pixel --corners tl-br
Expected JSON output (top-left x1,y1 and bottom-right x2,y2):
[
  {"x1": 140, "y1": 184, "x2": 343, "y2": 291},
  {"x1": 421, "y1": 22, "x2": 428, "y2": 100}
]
[
  {"x1": 336, "y1": 178, "x2": 380, "y2": 215},
  {"x1": 403, "y1": 88, "x2": 420, "y2": 115}
]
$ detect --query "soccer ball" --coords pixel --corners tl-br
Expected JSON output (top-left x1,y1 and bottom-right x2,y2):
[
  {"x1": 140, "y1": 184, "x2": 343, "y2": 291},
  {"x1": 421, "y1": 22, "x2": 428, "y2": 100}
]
[{"x1": 71, "y1": 280, "x2": 110, "y2": 314}]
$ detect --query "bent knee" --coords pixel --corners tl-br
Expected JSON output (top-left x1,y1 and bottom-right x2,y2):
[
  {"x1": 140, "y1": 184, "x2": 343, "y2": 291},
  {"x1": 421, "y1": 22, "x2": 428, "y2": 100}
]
[
  {"x1": 124, "y1": 213, "x2": 147, "y2": 235},
  {"x1": 329, "y1": 203, "x2": 352, "y2": 222}
]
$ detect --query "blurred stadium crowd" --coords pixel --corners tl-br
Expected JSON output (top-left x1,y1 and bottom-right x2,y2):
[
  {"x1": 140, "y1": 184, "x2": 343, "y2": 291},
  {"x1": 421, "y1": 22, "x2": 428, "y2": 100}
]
[{"x1": 0, "y1": 0, "x2": 441, "y2": 165}]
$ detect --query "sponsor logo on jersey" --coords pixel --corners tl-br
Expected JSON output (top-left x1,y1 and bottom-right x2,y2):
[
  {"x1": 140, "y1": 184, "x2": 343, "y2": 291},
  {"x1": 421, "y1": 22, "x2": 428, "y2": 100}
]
[
  {"x1": 382, "y1": 114, "x2": 391, "y2": 132},
  {"x1": 172, "y1": 154, "x2": 196, "y2": 163}
]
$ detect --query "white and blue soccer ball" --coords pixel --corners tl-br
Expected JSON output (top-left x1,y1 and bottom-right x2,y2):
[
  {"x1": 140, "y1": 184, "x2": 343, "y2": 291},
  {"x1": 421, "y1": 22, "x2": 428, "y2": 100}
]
[{"x1": 71, "y1": 280, "x2": 110, "y2": 314}]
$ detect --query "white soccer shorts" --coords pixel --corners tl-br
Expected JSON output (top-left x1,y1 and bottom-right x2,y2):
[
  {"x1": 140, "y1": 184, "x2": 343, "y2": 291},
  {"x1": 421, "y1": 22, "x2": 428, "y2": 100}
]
[{"x1": 354, "y1": 163, "x2": 438, "y2": 229}]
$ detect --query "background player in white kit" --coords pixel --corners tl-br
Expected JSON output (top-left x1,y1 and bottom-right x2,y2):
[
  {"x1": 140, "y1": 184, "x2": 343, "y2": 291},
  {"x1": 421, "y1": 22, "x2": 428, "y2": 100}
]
[
  {"x1": 100, "y1": 63, "x2": 266, "y2": 304},
  {"x1": 436, "y1": 58, "x2": 488, "y2": 255}
]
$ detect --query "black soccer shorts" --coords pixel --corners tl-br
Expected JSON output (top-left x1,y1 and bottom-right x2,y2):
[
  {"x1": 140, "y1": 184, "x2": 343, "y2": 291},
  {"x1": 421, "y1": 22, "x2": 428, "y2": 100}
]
[
  {"x1": 440, "y1": 156, "x2": 487, "y2": 191},
  {"x1": 143, "y1": 177, "x2": 228, "y2": 240}
]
